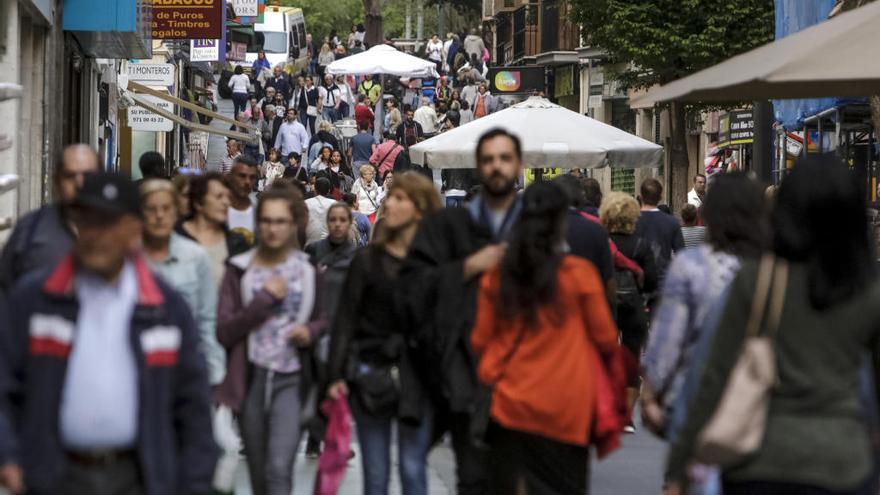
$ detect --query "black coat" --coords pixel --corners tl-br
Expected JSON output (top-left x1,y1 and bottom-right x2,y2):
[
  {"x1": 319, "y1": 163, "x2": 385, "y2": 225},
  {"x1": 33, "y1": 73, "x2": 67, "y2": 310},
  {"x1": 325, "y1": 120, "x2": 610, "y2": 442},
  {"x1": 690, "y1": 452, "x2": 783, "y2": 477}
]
[
  {"x1": 174, "y1": 222, "x2": 251, "y2": 257},
  {"x1": 399, "y1": 207, "x2": 494, "y2": 414},
  {"x1": 328, "y1": 246, "x2": 427, "y2": 422}
]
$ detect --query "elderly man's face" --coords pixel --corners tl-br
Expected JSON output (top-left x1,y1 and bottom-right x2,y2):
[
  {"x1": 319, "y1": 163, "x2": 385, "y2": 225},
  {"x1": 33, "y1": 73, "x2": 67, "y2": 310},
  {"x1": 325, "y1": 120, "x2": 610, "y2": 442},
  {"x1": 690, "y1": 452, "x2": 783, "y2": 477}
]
[
  {"x1": 57, "y1": 145, "x2": 99, "y2": 202},
  {"x1": 265, "y1": 87, "x2": 276, "y2": 98}
]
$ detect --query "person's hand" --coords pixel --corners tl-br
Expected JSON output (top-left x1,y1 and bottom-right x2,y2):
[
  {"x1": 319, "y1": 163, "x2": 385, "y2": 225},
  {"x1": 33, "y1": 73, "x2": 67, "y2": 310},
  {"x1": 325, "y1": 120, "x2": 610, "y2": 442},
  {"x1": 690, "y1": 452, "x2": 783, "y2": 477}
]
[
  {"x1": 663, "y1": 481, "x2": 682, "y2": 495},
  {"x1": 264, "y1": 277, "x2": 288, "y2": 301},
  {"x1": 464, "y1": 243, "x2": 507, "y2": 280},
  {"x1": 288, "y1": 325, "x2": 312, "y2": 347},
  {"x1": 0, "y1": 463, "x2": 24, "y2": 494},
  {"x1": 327, "y1": 380, "x2": 349, "y2": 400}
]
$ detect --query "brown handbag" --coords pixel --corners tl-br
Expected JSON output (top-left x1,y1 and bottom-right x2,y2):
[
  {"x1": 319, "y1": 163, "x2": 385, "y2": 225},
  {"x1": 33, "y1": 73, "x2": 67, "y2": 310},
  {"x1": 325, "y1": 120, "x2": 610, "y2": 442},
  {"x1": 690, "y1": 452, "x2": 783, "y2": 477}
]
[{"x1": 693, "y1": 255, "x2": 788, "y2": 467}]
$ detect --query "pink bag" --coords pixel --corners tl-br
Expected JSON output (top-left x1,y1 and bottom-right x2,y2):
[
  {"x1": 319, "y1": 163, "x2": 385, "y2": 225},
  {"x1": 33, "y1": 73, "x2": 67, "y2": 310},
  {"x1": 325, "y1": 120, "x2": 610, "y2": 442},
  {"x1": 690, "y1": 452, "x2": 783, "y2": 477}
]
[{"x1": 313, "y1": 397, "x2": 353, "y2": 495}]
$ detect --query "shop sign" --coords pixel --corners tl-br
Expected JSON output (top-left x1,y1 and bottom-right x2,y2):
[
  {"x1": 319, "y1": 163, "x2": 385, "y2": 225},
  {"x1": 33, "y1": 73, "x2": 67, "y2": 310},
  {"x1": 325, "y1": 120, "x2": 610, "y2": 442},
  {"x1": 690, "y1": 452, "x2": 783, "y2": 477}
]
[
  {"x1": 232, "y1": 0, "x2": 259, "y2": 16},
  {"x1": 128, "y1": 96, "x2": 174, "y2": 132},
  {"x1": 151, "y1": 0, "x2": 224, "y2": 40},
  {"x1": 190, "y1": 39, "x2": 220, "y2": 62},
  {"x1": 785, "y1": 132, "x2": 803, "y2": 156},
  {"x1": 718, "y1": 109, "x2": 755, "y2": 148},
  {"x1": 486, "y1": 66, "x2": 544, "y2": 94},
  {"x1": 227, "y1": 41, "x2": 247, "y2": 61},
  {"x1": 127, "y1": 63, "x2": 175, "y2": 86}
]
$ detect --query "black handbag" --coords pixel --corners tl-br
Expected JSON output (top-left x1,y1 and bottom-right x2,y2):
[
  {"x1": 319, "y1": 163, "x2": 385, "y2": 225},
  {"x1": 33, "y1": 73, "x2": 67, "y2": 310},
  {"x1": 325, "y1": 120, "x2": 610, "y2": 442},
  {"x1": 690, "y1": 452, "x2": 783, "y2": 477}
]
[{"x1": 352, "y1": 363, "x2": 400, "y2": 417}]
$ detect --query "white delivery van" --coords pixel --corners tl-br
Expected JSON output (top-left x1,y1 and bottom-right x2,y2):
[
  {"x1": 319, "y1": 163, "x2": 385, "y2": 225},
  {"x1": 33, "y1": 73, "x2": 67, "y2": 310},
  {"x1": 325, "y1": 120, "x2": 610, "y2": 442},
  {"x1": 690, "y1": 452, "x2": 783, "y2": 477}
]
[{"x1": 245, "y1": 6, "x2": 308, "y2": 72}]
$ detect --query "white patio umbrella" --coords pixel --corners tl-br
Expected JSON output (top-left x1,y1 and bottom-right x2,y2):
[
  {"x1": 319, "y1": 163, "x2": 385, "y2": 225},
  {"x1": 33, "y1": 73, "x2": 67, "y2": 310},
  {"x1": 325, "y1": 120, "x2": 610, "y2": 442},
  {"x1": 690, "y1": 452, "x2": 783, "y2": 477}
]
[
  {"x1": 326, "y1": 44, "x2": 439, "y2": 78},
  {"x1": 410, "y1": 96, "x2": 663, "y2": 169}
]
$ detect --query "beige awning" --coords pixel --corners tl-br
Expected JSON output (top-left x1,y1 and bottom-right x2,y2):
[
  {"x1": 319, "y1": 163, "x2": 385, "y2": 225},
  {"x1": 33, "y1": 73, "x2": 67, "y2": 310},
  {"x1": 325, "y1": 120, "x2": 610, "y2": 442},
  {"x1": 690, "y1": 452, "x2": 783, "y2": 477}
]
[
  {"x1": 126, "y1": 80, "x2": 256, "y2": 141},
  {"x1": 632, "y1": 1, "x2": 880, "y2": 106}
]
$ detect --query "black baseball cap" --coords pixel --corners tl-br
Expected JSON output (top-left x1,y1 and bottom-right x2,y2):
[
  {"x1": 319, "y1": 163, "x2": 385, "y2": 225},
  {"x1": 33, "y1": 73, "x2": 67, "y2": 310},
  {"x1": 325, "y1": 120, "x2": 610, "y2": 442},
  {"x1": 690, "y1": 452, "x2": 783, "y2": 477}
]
[{"x1": 70, "y1": 172, "x2": 141, "y2": 218}]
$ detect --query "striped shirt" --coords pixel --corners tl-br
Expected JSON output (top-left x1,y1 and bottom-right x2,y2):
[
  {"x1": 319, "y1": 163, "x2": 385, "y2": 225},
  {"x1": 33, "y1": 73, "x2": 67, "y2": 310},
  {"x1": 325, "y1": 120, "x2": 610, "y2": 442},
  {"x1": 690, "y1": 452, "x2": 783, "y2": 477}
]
[{"x1": 681, "y1": 226, "x2": 706, "y2": 249}]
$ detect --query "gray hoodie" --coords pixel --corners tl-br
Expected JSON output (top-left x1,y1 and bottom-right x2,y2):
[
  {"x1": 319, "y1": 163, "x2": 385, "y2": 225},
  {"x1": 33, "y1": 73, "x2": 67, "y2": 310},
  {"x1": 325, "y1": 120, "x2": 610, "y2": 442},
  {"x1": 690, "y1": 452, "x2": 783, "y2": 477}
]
[{"x1": 463, "y1": 34, "x2": 485, "y2": 59}]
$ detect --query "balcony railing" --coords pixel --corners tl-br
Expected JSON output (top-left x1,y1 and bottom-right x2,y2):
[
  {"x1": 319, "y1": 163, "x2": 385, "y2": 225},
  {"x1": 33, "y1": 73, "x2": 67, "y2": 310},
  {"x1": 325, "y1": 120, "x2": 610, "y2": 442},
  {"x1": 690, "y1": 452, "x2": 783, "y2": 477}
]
[{"x1": 498, "y1": 0, "x2": 579, "y2": 64}]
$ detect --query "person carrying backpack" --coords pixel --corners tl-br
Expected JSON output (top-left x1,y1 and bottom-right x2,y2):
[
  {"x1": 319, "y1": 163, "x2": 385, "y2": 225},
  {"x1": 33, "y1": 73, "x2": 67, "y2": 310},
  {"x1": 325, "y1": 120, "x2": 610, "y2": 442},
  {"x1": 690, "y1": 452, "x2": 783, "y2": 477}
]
[{"x1": 599, "y1": 191, "x2": 658, "y2": 434}]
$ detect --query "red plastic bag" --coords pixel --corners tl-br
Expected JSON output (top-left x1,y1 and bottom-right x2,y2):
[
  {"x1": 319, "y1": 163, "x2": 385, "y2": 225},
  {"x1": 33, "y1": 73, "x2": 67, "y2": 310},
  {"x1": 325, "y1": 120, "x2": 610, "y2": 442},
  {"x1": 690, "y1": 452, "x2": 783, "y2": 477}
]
[{"x1": 313, "y1": 397, "x2": 353, "y2": 495}]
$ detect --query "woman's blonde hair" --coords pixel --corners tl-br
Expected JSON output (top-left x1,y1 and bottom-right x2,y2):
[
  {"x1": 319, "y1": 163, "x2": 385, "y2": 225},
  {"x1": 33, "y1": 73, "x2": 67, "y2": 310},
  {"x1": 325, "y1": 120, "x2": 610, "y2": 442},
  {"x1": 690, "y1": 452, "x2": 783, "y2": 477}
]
[
  {"x1": 140, "y1": 178, "x2": 178, "y2": 212},
  {"x1": 599, "y1": 191, "x2": 640, "y2": 235},
  {"x1": 359, "y1": 163, "x2": 376, "y2": 179}
]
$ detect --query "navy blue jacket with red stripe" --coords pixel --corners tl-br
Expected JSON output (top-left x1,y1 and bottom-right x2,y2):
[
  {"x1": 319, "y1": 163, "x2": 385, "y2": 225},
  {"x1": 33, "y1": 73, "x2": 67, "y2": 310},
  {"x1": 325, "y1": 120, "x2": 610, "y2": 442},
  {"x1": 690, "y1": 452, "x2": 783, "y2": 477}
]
[{"x1": 0, "y1": 254, "x2": 218, "y2": 494}]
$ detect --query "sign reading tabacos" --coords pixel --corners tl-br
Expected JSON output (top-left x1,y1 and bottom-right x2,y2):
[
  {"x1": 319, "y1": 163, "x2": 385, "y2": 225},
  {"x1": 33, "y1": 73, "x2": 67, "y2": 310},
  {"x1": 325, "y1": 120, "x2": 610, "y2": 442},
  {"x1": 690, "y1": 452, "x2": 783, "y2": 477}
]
[{"x1": 151, "y1": 0, "x2": 224, "y2": 40}]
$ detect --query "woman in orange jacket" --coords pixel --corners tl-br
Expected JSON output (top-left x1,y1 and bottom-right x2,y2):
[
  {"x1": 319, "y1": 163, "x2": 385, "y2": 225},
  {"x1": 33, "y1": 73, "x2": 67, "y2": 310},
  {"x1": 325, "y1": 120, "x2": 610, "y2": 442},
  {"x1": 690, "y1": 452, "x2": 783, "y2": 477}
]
[{"x1": 471, "y1": 182, "x2": 621, "y2": 495}]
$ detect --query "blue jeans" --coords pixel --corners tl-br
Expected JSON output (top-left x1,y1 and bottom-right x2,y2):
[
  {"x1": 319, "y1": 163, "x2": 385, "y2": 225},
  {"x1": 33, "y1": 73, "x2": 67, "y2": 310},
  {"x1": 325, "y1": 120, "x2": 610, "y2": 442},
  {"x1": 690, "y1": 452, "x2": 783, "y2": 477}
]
[
  {"x1": 322, "y1": 107, "x2": 338, "y2": 123},
  {"x1": 351, "y1": 402, "x2": 433, "y2": 495}
]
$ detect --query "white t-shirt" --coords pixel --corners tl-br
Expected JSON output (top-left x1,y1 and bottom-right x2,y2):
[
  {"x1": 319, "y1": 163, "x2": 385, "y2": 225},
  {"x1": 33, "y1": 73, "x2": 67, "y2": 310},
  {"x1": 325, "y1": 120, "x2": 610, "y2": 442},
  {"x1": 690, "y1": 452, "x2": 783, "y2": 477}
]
[
  {"x1": 230, "y1": 74, "x2": 250, "y2": 94},
  {"x1": 319, "y1": 85, "x2": 340, "y2": 108},
  {"x1": 227, "y1": 205, "x2": 255, "y2": 241},
  {"x1": 426, "y1": 40, "x2": 443, "y2": 61},
  {"x1": 305, "y1": 195, "x2": 336, "y2": 245}
]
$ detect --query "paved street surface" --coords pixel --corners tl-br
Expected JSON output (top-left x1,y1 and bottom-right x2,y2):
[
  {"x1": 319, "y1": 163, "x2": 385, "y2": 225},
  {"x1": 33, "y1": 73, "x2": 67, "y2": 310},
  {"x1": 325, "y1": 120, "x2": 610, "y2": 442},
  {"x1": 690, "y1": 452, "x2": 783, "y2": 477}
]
[
  {"x1": 229, "y1": 416, "x2": 664, "y2": 494},
  {"x1": 205, "y1": 81, "x2": 236, "y2": 172}
]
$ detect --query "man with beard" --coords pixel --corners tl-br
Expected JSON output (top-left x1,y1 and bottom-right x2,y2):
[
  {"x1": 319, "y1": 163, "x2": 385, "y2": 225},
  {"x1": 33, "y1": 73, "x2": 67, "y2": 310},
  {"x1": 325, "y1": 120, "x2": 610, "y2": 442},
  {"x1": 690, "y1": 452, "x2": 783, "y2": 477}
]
[{"x1": 400, "y1": 128, "x2": 522, "y2": 495}]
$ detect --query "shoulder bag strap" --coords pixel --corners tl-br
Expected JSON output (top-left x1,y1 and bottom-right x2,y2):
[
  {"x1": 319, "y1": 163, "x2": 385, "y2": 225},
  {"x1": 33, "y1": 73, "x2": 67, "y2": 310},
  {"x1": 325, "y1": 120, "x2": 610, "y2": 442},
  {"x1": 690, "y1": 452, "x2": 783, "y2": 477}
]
[
  {"x1": 765, "y1": 259, "x2": 788, "y2": 339},
  {"x1": 746, "y1": 254, "x2": 776, "y2": 339},
  {"x1": 376, "y1": 142, "x2": 399, "y2": 166}
]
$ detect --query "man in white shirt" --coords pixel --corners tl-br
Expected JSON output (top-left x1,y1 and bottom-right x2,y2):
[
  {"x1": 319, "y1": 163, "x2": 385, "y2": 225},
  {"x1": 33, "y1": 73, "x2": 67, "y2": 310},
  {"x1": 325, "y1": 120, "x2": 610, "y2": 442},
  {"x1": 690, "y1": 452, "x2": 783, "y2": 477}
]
[
  {"x1": 274, "y1": 108, "x2": 310, "y2": 157},
  {"x1": 219, "y1": 139, "x2": 240, "y2": 174},
  {"x1": 305, "y1": 177, "x2": 337, "y2": 245},
  {"x1": 227, "y1": 155, "x2": 258, "y2": 244},
  {"x1": 318, "y1": 74, "x2": 342, "y2": 123},
  {"x1": 687, "y1": 173, "x2": 707, "y2": 208},
  {"x1": 413, "y1": 97, "x2": 439, "y2": 136}
]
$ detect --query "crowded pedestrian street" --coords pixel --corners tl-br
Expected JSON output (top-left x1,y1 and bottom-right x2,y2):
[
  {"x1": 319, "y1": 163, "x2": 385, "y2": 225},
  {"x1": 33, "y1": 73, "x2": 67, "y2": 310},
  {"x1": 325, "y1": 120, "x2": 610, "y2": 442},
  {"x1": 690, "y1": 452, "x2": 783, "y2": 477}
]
[{"x1": 3, "y1": 1, "x2": 880, "y2": 495}]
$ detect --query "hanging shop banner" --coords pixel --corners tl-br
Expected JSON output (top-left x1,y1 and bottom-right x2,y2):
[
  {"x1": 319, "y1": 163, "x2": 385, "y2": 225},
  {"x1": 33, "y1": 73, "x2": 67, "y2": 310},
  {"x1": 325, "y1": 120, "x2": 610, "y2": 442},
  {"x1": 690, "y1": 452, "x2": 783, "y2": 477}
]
[
  {"x1": 232, "y1": 0, "x2": 258, "y2": 16},
  {"x1": 191, "y1": 39, "x2": 221, "y2": 61},
  {"x1": 129, "y1": 95, "x2": 174, "y2": 132},
  {"x1": 718, "y1": 110, "x2": 755, "y2": 148},
  {"x1": 127, "y1": 63, "x2": 176, "y2": 86},
  {"x1": 231, "y1": 0, "x2": 265, "y2": 25},
  {"x1": 227, "y1": 41, "x2": 247, "y2": 61},
  {"x1": 151, "y1": 0, "x2": 224, "y2": 40},
  {"x1": 486, "y1": 66, "x2": 544, "y2": 95}
]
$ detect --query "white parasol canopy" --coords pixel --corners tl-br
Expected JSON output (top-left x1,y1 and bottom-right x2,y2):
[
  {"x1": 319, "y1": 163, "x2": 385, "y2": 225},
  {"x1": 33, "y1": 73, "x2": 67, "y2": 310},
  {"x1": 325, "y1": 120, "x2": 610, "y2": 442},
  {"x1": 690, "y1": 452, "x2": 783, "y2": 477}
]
[
  {"x1": 410, "y1": 96, "x2": 663, "y2": 169},
  {"x1": 326, "y1": 44, "x2": 439, "y2": 78}
]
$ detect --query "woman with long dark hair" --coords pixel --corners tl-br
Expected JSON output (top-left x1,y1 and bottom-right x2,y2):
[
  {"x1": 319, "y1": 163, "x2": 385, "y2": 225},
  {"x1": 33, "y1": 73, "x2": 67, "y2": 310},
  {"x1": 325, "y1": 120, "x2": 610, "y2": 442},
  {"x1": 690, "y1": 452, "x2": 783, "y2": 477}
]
[
  {"x1": 326, "y1": 172, "x2": 442, "y2": 495},
  {"x1": 471, "y1": 182, "x2": 620, "y2": 495},
  {"x1": 667, "y1": 156, "x2": 879, "y2": 495},
  {"x1": 643, "y1": 173, "x2": 769, "y2": 440}
]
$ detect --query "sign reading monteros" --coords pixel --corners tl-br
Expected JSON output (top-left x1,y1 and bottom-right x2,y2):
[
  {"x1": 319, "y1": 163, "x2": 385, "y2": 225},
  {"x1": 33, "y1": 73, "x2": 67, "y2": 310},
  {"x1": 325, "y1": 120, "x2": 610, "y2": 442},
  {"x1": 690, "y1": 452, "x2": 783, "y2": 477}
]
[{"x1": 151, "y1": 0, "x2": 224, "y2": 40}]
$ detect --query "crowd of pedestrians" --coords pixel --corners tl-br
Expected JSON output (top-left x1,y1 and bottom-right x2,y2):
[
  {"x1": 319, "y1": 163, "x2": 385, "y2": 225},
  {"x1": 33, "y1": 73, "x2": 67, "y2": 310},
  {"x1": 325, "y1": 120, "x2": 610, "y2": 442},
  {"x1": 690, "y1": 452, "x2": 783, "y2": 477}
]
[{"x1": 4, "y1": 32, "x2": 880, "y2": 495}]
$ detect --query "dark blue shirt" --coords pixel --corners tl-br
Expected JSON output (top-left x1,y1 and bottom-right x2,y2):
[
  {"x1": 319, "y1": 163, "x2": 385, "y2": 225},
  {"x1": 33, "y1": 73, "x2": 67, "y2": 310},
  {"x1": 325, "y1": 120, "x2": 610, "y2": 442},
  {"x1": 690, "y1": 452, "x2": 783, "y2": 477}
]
[
  {"x1": 634, "y1": 209, "x2": 685, "y2": 278},
  {"x1": 351, "y1": 132, "x2": 376, "y2": 163}
]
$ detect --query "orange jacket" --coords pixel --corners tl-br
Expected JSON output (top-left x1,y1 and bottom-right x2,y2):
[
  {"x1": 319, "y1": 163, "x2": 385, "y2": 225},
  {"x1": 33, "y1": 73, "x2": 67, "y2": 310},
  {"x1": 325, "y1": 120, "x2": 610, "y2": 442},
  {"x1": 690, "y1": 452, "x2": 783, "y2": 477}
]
[{"x1": 471, "y1": 256, "x2": 620, "y2": 446}]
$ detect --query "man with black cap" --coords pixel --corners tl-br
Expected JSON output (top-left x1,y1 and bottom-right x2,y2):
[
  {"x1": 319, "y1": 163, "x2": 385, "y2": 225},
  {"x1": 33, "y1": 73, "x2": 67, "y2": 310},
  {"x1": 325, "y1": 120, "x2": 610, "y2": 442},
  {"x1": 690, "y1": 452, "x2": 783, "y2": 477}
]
[{"x1": 0, "y1": 172, "x2": 217, "y2": 495}]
